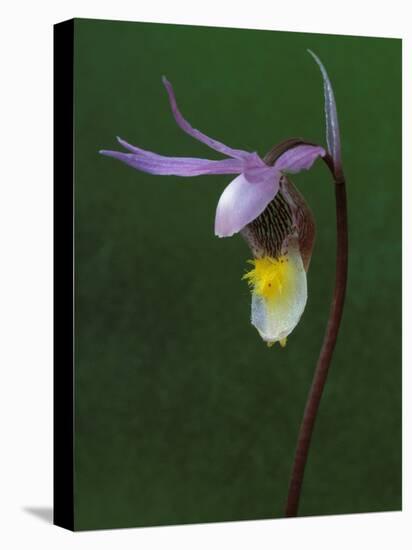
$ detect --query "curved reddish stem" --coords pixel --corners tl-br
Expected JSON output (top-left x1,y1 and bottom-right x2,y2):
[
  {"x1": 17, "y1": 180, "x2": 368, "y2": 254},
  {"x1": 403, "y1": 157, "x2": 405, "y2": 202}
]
[{"x1": 284, "y1": 155, "x2": 348, "y2": 517}]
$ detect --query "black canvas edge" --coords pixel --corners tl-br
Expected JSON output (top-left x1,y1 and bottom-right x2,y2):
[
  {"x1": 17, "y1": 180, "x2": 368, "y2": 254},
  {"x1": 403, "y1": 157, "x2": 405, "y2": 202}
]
[{"x1": 53, "y1": 18, "x2": 75, "y2": 531}]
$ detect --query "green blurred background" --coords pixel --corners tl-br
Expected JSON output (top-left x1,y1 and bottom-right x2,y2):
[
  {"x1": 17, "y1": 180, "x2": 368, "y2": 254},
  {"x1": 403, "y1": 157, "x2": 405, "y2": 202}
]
[{"x1": 73, "y1": 18, "x2": 401, "y2": 530}]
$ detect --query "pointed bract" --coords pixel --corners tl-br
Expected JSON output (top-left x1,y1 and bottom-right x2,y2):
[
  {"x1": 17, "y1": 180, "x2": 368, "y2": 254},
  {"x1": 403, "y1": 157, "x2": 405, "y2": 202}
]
[{"x1": 308, "y1": 50, "x2": 342, "y2": 173}]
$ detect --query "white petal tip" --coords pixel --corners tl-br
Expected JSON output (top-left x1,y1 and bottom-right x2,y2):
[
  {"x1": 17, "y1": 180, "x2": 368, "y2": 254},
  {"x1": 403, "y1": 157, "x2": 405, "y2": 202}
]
[
  {"x1": 256, "y1": 327, "x2": 291, "y2": 344},
  {"x1": 214, "y1": 229, "x2": 236, "y2": 238}
]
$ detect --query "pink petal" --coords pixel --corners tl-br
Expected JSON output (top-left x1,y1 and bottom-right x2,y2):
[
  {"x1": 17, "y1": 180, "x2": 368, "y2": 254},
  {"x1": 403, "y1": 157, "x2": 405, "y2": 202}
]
[
  {"x1": 214, "y1": 170, "x2": 281, "y2": 237},
  {"x1": 275, "y1": 144, "x2": 325, "y2": 174},
  {"x1": 162, "y1": 77, "x2": 249, "y2": 160},
  {"x1": 99, "y1": 145, "x2": 243, "y2": 177}
]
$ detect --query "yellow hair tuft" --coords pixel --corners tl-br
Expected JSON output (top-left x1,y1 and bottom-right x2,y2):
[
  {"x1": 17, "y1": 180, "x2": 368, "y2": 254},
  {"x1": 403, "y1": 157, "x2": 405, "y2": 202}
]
[{"x1": 242, "y1": 255, "x2": 295, "y2": 302}]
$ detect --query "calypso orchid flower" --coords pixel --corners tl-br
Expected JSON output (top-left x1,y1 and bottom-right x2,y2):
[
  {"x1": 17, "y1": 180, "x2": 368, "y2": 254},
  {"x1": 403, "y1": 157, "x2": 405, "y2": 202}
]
[{"x1": 100, "y1": 60, "x2": 328, "y2": 347}]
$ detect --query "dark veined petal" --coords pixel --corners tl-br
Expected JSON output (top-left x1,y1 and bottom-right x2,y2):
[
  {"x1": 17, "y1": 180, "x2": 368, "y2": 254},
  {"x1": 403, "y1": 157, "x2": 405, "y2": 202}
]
[
  {"x1": 308, "y1": 50, "x2": 342, "y2": 172},
  {"x1": 162, "y1": 77, "x2": 250, "y2": 160},
  {"x1": 214, "y1": 168, "x2": 281, "y2": 238},
  {"x1": 99, "y1": 138, "x2": 244, "y2": 177},
  {"x1": 275, "y1": 144, "x2": 325, "y2": 174}
]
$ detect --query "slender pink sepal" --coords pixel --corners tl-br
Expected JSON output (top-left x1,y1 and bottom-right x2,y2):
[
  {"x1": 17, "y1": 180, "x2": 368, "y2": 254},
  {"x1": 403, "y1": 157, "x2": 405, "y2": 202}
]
[
  {"x1": 162, "y1": 77, "x2": 249, "y2": 160},
  {"x1": 99, "y1": 145, "x2": 244, "y2": 177}
]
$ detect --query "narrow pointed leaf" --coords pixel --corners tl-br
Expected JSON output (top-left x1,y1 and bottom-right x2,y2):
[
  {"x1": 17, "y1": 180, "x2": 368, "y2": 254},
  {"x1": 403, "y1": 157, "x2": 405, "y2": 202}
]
[{"x1": 308, "y1": 50, "x2": 342, "y2": 172}]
